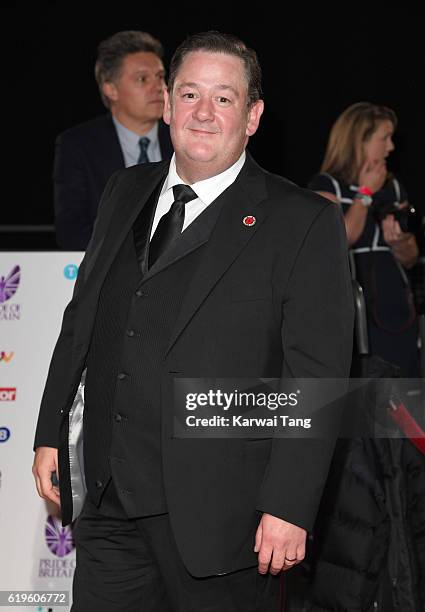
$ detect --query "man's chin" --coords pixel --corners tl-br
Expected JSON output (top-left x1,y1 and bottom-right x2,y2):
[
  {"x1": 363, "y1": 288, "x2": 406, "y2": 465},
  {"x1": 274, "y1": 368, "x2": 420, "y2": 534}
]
[
  {"x1": 141, "y1": 108, "x2": 164, "y2": 122},
  {"x1": 184, "y1": 148, "x2": 217, "y2": 164}
]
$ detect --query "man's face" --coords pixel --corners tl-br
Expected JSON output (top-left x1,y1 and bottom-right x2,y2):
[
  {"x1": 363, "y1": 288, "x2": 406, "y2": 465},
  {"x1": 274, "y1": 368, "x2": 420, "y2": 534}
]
[
  {"x1": 164, "y1": 51, "x2": 264, "y2": 179},
  {"x1": 104, "y1": 51, "x2": 165, "y2": 125}
]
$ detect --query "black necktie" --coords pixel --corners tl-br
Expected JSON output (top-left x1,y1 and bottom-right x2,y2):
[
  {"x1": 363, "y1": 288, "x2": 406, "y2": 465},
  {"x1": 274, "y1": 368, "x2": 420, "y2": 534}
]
[
  {"x1": 138, "y1": 136, "x2": 150, "y2": 164},
  {"x1": 148, "y1": 184, "x2": 197, "y2": 267}
]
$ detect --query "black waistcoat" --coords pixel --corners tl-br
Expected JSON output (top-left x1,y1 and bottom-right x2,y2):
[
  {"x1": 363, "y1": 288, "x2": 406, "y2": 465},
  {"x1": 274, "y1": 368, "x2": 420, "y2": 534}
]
[{"x1": 83, "y1": 181, "x2": 226, "y2": 517}]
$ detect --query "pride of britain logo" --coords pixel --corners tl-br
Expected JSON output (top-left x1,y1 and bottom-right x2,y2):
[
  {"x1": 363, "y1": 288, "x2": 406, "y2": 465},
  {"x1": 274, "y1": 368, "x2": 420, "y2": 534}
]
[
  {"x1": 0, "y1": 266, "x2": 21, "y2": 321},
  {"x1": 45, "y1": 515, "x2": 75, "y2": 557},
  {"x1": 0, "y1": 265, "x2": 20, "y2": 303}
]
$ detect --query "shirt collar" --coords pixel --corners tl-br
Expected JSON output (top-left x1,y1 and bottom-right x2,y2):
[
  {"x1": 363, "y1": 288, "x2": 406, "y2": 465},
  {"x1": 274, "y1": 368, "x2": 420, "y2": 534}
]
[
  {"x1": 112, "y1": 116, "x2": 159, "y2": 149},
  {"x1": 162, "y1": 151, "x2": 246, "y2": 204}
]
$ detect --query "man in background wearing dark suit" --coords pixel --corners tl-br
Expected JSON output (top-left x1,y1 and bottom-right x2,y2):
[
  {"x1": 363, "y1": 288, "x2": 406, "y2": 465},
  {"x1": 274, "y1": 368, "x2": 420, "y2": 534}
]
[
  {"x1": 33, "y1": 31, "x2": 354, "y2": 611},
  {"x1": 54, "y1": 30, "x2": 173, "y2": 250}
]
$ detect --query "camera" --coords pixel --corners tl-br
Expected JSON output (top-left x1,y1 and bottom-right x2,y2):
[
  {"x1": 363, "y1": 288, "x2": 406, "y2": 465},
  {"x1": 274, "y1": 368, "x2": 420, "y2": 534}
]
[{"x1": 372, "y1": 200, "x2": 418, "y2": 234}]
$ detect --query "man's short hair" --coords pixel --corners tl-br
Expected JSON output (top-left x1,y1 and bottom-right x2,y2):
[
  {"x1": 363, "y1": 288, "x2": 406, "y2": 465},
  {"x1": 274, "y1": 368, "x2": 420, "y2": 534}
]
[
  {"x1": 168, "y1": 31, "x2": 262, "y2": 107},
  {"x1": 95, "y1": 30, "x2": 164, "y2": 108}
]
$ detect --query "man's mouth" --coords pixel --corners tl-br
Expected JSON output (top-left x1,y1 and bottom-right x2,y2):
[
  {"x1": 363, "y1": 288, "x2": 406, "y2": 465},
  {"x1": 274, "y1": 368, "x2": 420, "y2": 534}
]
[{"x1": 189, "y1": 128, "x2": 219, "y2": 135}]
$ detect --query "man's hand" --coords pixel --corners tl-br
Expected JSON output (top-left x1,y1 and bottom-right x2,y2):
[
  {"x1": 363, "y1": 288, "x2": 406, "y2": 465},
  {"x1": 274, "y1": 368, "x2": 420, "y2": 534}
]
[
  {"x1": 32, "y1": 446, "x2": 61, "y2": 507},
  {"x1": 254, "y1": 513, "x2": 306, "y2": 574}
]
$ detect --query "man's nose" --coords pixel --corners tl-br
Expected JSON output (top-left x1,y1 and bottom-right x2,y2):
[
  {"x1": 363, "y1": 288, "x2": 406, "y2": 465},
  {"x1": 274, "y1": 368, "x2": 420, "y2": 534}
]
[
  {"x1": 193, "y1": 97, "x2": 214, "y2": 121},
  {"x1": 148, "y1": 78, "x2": 164, "y2": 95}
]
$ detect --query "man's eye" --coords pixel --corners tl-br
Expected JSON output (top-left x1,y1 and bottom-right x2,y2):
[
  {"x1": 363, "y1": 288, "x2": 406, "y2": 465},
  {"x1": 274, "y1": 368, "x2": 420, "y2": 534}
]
[
  {"x1": 137, "y1": 76, "x2": 147, "y2": 84},
  {"x1": 218, "y1": 96, "x2": 231, "y2": 104},
  {"x1": 182, "y1": 92, "x2": 196, "y2": 99}
]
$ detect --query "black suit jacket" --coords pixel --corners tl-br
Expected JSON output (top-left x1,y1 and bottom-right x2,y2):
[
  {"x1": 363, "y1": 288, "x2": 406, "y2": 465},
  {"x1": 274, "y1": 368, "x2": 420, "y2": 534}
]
[
  {"x1": 53, "y1": 114, "x2": 173, "y2": 250},
  {"x1": 35, "y1": 154, "x2": 354, "y2": 576}
]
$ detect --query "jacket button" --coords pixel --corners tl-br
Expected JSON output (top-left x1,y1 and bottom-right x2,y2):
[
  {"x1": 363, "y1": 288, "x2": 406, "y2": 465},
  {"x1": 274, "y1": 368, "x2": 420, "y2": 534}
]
[
  {"x1": 135, "y1": 289, "x2": 146, "y2": 297},
  {"x1": 95, "y1": 480, "x2": 103, "y2": 489},
  {"x1": 117, "y1": 372, "x2": 127, "y2": 380},
  {"x1": 114, "y1": 413, "x2": 123, "y2": 422},
  {"x1": 126, "y1": 329, "x2": 135, "y2": 337}
]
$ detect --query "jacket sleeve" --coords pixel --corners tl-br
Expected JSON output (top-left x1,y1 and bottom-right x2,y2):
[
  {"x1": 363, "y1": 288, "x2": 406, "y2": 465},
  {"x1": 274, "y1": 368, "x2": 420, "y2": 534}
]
[
  {"x1": 257, "y1": 201, "x2": 354, "y2": 532},
  {"x1": 33, "y1": 172, "x2": 119, "y2": 450}
]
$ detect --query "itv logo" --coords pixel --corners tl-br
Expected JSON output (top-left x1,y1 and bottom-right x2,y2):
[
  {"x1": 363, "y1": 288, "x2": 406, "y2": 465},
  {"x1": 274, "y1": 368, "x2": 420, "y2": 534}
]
[{"x1": 0, "y1": 352, "x2": 14, "y2": 364}]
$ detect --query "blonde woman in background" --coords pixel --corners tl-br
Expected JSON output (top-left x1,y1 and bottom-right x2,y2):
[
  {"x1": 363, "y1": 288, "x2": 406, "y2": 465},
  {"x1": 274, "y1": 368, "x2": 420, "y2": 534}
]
[{"x1": 309, "y1": 102, "x2": 419, "y2": 376}]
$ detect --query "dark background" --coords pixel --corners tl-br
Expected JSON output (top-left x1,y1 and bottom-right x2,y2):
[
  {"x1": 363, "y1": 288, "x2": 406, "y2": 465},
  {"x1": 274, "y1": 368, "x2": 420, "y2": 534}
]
[{"x1": 3, "y1": 4, "x2": 424, "y2": 246}]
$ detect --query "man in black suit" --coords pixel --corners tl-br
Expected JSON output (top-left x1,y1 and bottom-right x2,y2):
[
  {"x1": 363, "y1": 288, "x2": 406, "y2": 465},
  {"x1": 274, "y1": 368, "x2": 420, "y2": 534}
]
[
  {"x1": 33, "y1": 31, "x2": 354, "y2": 611},
  {"x1": 54, "y1": 30, "x2": 173, "y2": 250}
]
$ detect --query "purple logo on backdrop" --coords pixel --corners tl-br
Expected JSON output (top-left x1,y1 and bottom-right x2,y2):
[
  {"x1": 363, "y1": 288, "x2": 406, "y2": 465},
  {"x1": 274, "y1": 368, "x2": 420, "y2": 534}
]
[
  {"x1": 0, "y1": 266, "x2": 20, "y2": 303},
  {"x1": 45, "y1": 515, "x2": 75, "y2": 557},
  {"x1": 0, "y1": 266, "x2": 21, "y2": 320}
]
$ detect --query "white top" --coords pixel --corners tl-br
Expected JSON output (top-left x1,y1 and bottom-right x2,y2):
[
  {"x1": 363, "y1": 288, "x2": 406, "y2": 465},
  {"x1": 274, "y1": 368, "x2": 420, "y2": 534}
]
[{"x1": 150, "y1": 151, "x2": 246, "y2": 239}]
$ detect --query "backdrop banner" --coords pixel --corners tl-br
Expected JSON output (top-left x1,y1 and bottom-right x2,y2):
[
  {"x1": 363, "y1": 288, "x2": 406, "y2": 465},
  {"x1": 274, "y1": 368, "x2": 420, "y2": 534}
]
[{"x1": 0, "y1": 252, "x2": 84, "y2": 612}]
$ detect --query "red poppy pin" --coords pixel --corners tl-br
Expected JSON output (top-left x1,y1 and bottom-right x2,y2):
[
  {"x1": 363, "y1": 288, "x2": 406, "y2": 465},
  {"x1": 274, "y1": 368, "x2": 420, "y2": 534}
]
[{"x1": 243, "y1": 215, "x2": 256, "y2": 227}]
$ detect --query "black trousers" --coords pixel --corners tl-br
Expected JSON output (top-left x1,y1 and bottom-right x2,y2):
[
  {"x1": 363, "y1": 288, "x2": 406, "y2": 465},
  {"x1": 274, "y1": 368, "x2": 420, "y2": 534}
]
[{"x1": 71, "y1": 479, "x2": 283, "y2": 611}]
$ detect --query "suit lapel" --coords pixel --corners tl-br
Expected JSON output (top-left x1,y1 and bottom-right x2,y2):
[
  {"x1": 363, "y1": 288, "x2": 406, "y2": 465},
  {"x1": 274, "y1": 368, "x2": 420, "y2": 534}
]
[
  {"x1": 84, "y1": 162, "x2": 169, "y2": 292},
  {"x1": 133, "y1": 178, "x2": 166, "y2": 277},
  {"x1": 165, "y1": 154, "x2": 269, "y2": 356},
  {"x1": 141, "y1": 187, "x2": 227, "y2": 282}
]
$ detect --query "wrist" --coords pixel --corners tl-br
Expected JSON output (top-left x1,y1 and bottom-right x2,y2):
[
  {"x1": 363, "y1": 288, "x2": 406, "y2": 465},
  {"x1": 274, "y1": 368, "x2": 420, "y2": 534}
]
[
  {"x1": 354, "y1": 190, "x2": 373, "y2": 207},
  {"x1": 357, "y1": 185, "x2": 373, "y2": 196}
]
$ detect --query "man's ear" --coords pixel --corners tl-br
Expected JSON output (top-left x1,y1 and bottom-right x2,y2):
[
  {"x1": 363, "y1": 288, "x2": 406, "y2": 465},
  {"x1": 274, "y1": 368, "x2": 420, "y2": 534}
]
[
  {"x1": 163, "y1": 88, "x2": 172, "y2": 126},
  {"x1": 102, "y1": 81, "x2": 118, "y2": 104},
  {"x1": 246, "y1": 100, "x2": 264, "y2": 137}
]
